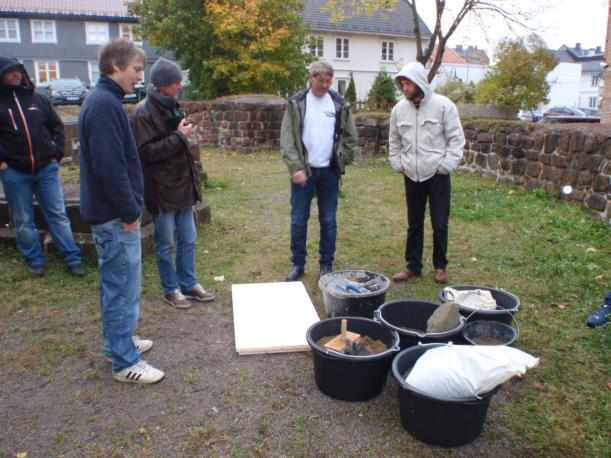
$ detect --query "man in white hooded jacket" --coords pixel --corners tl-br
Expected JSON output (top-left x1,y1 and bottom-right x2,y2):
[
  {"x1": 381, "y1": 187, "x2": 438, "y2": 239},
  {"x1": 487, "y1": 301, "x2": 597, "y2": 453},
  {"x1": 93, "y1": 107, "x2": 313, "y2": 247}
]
[{"x1": 389, "y1": 62, "x2": 465, "y2": 284}]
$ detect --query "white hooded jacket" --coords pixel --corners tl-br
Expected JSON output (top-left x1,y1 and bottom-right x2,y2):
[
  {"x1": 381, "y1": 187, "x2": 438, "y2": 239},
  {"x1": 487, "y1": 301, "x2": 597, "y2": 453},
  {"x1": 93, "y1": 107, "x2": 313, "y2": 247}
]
[{"x1": 388, "y1": 62, "x2": 465, "y2": 182}]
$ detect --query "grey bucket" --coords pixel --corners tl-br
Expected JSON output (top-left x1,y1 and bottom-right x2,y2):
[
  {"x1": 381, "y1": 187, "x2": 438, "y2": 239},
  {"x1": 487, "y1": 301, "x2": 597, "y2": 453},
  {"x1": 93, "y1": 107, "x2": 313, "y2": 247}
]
[{"x1": 318, "y1": 269, "x2": 391, "y2": 318}]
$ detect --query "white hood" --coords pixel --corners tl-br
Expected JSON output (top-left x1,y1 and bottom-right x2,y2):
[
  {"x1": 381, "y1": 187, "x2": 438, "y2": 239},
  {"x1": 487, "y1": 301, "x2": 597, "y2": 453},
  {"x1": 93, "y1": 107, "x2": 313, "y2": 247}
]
[{"x1": 394, "y1": 62, "x2": 432, "y2": 101}]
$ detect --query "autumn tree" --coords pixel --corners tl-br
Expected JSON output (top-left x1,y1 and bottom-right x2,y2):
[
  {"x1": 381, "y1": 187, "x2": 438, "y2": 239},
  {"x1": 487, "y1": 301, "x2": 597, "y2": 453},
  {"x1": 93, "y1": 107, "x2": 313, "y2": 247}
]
[
  {"x1": 322, "y1": 0, "x2": 534, "y2": 82},
  {"x1": 132, "y1": 0, "x2": 311, "y2": 99},
  {"x1": 475, "y1": 38, "x2": 557, "y2": 113}
]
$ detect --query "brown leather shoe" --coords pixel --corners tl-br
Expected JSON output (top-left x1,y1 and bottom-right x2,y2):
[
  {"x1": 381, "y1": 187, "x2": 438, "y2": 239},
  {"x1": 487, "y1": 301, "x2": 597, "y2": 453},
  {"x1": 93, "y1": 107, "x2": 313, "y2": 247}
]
[
  {"x1": 434, "y1": 268, "x2": 448, "y2": 284},
  {"x1": 392, "y1": 269, "x2": 420, "y2": 282}
]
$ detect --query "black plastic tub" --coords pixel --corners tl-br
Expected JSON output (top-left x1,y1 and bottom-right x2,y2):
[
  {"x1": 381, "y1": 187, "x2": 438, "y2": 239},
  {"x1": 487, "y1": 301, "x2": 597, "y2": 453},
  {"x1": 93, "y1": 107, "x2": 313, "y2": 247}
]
[
  {"x1": 374, "y1": 300, "x2": 466, "y2": 349},
  {"x1": 437, "y1": 285, "x2": 520, "y2": 325},
  {"x1": 319, "y1": 270, "x2": 391, "y2": 318},
  {"x1": 306, "y1": 316, "x2": 400, "y2": 401},
  {"x1": 391, "y1": 344, "x2": 498, "y2": 447},
  {"x1": 462, "y1": 320, "x2": 518, "y2": 346}
]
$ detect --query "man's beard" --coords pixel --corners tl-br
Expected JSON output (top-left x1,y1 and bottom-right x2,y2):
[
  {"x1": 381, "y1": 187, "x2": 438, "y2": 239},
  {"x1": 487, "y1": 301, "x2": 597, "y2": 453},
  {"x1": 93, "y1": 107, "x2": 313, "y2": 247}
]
[{"x1": 407, "y1": 86, "x2": 424, "y2": 102}]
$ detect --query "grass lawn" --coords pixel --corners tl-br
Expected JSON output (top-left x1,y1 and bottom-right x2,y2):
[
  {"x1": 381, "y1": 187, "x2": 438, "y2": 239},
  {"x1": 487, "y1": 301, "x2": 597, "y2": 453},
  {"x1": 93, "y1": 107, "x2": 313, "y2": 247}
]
[{"x1": 0, "y1": 148, "x2": 609, "y2": 456}]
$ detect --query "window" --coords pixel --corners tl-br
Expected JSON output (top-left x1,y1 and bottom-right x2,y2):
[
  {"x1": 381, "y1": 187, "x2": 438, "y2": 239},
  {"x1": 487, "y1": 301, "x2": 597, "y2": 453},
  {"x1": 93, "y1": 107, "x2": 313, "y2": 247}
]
[
  {"x1": 0, "y1": 18, "x2": 20, "y2": 42},
  {"x1": 88, "y1": 62, "x2": 100, "y2": 86},
  {"x1": 335, "y1": 37, "x2": 349, "y2": 59},
  {"x1": 381, "y1": 40, "x2": 394, "y2": 61},
  {"x1": 120, "y1": 23, "x2": 142, "y2": 45},
  {"x1": 86, "y1": 22, "x2": 109, "y2": 45},
  {"x1": 337, "y1": 79, "x2": 347, "y2": 95},
  {"x1": 588, "y1": 96, "x2": 597, "y2": 108},
  {"x1": 591, "y1": 75, "x2": 600, "y2": 86},
  {"x1": 30, "y1": 20, "x2": 56, "y2": 43},
  {"x1": 308, "y1": 36, "x2": 323, "y2": 57},
  {"x1": 34, "y1": 61, "x2": 59, "y2": 82}
]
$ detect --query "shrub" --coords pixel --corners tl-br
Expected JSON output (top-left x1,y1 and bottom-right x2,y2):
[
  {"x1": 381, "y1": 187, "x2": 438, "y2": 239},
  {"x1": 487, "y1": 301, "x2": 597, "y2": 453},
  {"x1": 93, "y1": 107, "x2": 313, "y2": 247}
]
[{"x1": 366, "y1": 71, "x2": 396, "y2": 112}]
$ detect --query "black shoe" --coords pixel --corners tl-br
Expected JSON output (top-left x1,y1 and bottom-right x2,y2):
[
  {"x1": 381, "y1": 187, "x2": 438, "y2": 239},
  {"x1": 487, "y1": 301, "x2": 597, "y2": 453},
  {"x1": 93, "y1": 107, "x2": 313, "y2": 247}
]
[
  {"x1": 319, "y1": 265, "x2": 332, "y2": 278},
  {"x1": 68, "y1": 263, "x2": 85, "y2": 277},
  {"x1": 28, "y1": 265, "x2": 45, "y2": 277},
  {"x1": 285, "y1": 265, "x2": 304, "y2": 281}
]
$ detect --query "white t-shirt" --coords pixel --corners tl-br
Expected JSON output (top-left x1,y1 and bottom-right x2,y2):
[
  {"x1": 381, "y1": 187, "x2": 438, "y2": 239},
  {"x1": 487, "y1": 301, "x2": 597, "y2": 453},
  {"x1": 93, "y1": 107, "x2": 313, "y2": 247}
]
[{"x1": 303, "y1": 91, "x2": 336, "y2": 167}]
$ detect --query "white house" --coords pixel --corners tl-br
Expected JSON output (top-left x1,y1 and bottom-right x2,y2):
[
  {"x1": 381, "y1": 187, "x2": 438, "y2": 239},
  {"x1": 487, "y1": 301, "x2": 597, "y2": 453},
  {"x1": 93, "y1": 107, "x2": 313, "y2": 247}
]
[
  {"x1": 300, "y1": 0, "x2": 431, "y2": 101},
  {"x1": 555, "y1": 43, "x2": 605, "y2": 113},
  {"x1": 545, "y1": 61, "x2": 582, "y2": 109}
]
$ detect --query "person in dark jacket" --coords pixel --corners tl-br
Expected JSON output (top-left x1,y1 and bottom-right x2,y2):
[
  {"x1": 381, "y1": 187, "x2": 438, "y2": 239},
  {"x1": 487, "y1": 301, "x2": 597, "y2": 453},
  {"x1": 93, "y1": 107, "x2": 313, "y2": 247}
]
[
  {"x1": 131, "y1": 57, "x2": 215, "y2": 309},
  {"x1": 280, "y1": 61, "x2": 357, "y2": 281},
  {"x1": 79, "y1": 39, "x2": 164, "y2": 385},
  {"x1": 0, "y1": 56, "x2": 84, "y2": 277}
]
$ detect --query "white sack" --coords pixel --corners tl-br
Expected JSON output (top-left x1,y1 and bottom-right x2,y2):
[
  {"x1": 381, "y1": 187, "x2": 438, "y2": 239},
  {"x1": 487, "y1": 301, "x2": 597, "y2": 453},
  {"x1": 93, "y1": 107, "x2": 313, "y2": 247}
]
[
  {"x1": 443, "y1": 287, "x2": 497, "y2": 310},
  {"x1": 405, "y1": 345, "x2": 539, "y2": 399}
]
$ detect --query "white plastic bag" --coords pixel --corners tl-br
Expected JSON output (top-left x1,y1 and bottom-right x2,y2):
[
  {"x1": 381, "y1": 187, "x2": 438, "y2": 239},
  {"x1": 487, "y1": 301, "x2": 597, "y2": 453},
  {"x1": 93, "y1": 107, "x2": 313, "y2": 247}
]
[
  {"x1": 405, "y1": 345, "x2": 539, "y2": 399},
  {"x1": 443, "y1": 287, "x2": 497, "y2": 310}
]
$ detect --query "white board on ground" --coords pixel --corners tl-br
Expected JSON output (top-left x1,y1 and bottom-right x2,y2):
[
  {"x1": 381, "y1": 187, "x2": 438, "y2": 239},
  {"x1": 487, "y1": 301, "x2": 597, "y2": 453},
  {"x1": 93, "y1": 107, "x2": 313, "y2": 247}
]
[{"x1": 232, "y1": 281, "x2": 320, "y2": 355}]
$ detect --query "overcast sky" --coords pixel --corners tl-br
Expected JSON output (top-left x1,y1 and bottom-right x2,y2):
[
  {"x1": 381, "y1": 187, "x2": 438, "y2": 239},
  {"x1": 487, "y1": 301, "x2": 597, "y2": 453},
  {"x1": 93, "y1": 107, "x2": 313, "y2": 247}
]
[{"x1": 415, "y1": 0, "x2": 609, "y2": 57}]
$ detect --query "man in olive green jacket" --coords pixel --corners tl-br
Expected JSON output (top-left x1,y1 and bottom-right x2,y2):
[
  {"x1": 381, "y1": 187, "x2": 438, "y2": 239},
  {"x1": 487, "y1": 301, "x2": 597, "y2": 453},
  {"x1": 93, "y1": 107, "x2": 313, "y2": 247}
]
[{"x1": 280, "y1": 61, "x2": 357, "y2": 281}]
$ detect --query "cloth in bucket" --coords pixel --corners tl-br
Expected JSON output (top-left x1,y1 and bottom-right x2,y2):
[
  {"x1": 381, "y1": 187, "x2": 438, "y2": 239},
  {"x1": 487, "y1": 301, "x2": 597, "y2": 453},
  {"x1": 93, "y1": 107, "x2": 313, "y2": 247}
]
[
  {"x1": 443, "y1": 287, "x2": 497, "y2": 310},
  {"x1": 406, "y1": 345, "x2": 539, "y2": 399}
]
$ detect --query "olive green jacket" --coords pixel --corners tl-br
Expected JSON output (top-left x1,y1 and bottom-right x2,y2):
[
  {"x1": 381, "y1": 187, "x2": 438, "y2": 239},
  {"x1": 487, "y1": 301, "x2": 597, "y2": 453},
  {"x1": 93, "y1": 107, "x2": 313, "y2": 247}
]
[{"x1": 280, "y1": 89, "x2": 357, "y2": 176}]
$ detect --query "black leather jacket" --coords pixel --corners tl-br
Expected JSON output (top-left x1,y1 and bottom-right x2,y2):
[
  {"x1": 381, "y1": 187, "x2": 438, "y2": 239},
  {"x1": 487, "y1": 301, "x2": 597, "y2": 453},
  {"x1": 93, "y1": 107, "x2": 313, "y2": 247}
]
[{"x1": 130, "y1": 87, "x2": 201, "y2": 214}]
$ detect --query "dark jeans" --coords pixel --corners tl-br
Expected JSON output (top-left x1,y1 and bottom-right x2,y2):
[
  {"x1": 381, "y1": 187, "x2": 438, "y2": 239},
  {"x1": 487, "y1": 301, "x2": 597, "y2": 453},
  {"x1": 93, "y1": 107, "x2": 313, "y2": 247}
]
[
  {"x1": 403, "y1": 173, "x2": 451, "y2": 274},
  {"x1": 290, "y1": 167, "x2": 340, "y2": 269}
]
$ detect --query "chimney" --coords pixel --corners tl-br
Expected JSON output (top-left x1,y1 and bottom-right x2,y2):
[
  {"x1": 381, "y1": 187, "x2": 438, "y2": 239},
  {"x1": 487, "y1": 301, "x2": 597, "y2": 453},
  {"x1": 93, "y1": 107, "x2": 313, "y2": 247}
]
[
  {"x1": 596, "y1": 46, "x2": 602, "y2": 53},
  {"x1": 575, "y1": 42, "x2": 581, "y2": 50},
  {"x1": 456, "y1": 44, "x2": 463, "y2": 51}
]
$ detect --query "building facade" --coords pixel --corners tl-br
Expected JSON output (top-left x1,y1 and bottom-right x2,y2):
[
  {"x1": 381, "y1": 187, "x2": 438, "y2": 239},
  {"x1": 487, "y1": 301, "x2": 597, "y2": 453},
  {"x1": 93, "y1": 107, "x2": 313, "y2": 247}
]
[{"x1": 0, "y1": 0, "x2": 171, "y2": 86}]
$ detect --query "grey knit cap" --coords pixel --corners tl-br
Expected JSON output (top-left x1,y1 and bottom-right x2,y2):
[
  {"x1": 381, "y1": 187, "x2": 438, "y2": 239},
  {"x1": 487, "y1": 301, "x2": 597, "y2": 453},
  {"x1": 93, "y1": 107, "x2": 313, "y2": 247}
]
[{"x1": 149, "y1": 57, "x2": 182, "y2": 87}]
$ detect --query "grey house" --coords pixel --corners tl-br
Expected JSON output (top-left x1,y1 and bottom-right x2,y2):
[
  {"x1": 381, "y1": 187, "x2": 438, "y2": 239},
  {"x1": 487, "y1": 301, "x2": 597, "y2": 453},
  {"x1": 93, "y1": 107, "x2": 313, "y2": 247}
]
[{"x1": 0, "y1": 0, "x2": 172, "y2": 86}]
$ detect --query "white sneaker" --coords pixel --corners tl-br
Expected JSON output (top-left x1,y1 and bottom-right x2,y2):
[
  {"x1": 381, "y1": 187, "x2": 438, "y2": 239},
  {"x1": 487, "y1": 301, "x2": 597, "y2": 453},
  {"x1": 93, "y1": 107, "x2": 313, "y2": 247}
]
[
  {"x1": 112, "y1": 360, "x2": 165, "y2": 384},
  {"x1": 132, "y1": 335, "x2": 153, "y2": 354},
  {"x1": 104, "y1": 335, "x2": 153, "y2": 363}
]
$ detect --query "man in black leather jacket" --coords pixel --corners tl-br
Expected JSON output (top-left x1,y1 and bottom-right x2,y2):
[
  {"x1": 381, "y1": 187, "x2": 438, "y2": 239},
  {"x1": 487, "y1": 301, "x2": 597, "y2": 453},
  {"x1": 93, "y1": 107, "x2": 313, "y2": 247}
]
[{"x1": 131, "y1": 57, "x2": 214, "y2": 309}]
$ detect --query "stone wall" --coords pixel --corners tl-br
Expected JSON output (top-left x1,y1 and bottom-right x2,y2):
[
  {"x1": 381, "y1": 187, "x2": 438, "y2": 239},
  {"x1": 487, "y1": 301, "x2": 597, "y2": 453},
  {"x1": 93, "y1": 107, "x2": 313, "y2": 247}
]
[
  {"x1": 182, "y1": 95, "x2": 286, "y2": 153},
  {"x1": 460, "y1": 122, "x2": 610, "y2": 223}
]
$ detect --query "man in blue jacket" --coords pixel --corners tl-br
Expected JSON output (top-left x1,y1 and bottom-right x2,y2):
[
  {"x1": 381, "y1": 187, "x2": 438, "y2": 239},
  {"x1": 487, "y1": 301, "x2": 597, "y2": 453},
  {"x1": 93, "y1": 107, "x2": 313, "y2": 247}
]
[
  {"x1": 0, "y1": 56, "x2": 84, "y2": 277},
  {"x1": 79, "y1": 39, "x2": 164, "y2": 384}
]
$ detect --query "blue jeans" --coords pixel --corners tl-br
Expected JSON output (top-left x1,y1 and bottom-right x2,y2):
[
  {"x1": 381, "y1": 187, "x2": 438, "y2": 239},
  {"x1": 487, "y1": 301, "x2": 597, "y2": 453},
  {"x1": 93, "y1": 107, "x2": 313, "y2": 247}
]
[
  {"x1": 92, "y1": 219, "x2": 141, "y2": 372},
  {"x1": 0, "y1": 161, "x2": 81, "y2": 267},
  {"x1": 290, "y1": 167, "x2": 340, "y2": 268},
  {"x1": 152, "y1": 207, "x2": 197, "y2": 294}
]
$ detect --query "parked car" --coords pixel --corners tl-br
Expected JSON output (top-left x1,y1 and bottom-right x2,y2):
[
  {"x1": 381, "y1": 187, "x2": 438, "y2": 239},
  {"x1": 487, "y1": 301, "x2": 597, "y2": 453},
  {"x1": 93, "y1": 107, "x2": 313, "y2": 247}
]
[
  {"x1": 538, "y1": 116, "x2": 600, "y2": 124},
  {"x1": 517, "y1": 110, "x2": 542, "y2": 122},
  {"x1": 37, "y1": 78, "x2": 89, "y2": 105},
  {"x1": 580, "y1": 107, "x2": 600, "y2": 117},
  {"x1": 123, "y1": 81, "x2": 147, "y2": 103},
  {"x1": 542, "y1": 106, "x2": 586, "y2": 117}
]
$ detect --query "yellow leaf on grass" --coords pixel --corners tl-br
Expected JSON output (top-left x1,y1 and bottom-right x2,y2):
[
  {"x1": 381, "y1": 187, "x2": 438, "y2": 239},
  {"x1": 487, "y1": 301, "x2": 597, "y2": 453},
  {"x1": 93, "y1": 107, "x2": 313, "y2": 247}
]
[{"x1": 16, "y1": 453, "x2": 27, "y2": 458}]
